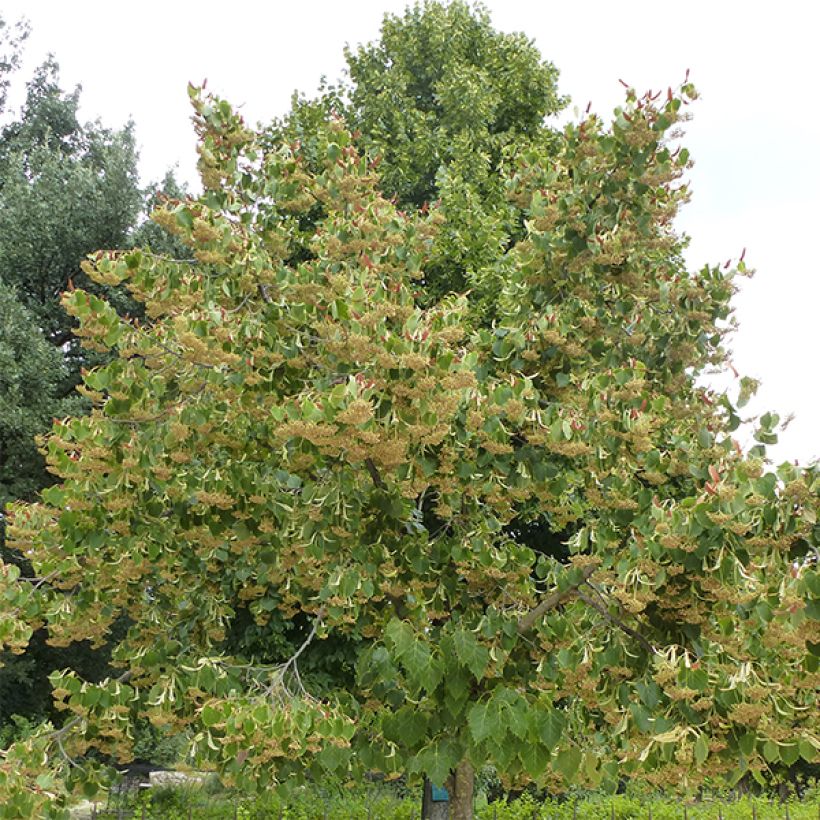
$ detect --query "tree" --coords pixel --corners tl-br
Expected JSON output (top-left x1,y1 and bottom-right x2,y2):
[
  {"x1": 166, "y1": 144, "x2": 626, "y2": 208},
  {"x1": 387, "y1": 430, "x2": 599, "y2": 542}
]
[
  {"x1": 234, "y1": 0, "x2": 570, "y2": 698},
  {"x1": 0, "y1": 55, "x2": 142, "y2": 391},
  {"x1": 0, "y1": 15, "x2": 27, "y2": 116},
  {"x1": 1, "y1": 16, "x2": 819, "y2": 820},
  {"x1": 281, "y1": 0, "x2": 566, "y2": 310},
  {"x1": 0, "y1": 281, "x2": 73, "y2": 512}
]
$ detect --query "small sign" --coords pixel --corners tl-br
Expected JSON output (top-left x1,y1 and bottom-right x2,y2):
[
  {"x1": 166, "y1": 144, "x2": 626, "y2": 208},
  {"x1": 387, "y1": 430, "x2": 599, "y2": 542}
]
[{"x1": 431, "y1": 785, "x2": 449, "y2": 802}]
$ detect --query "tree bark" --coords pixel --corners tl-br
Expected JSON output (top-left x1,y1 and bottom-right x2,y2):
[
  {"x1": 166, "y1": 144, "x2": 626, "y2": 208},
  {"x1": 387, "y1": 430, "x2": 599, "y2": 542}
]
[{"x1": 450, "y1": 760, "x2": 474, "y2": 820}]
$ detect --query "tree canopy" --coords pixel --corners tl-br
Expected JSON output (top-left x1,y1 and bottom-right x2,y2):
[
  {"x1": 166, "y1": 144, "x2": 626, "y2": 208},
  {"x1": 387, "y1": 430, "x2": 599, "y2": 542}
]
[
  {"x1": 282, "y1": 1, "x2": 566, "y2": 310},
  {"x1": 0, "y1": 4, "x2": 818, "y2": 819}
]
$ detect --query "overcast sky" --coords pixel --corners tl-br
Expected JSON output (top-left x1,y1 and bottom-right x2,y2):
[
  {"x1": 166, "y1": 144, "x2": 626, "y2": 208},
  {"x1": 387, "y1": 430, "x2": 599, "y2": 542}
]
[{"x1": 4, "y1": 1, "x2": 818, "y2": 465}]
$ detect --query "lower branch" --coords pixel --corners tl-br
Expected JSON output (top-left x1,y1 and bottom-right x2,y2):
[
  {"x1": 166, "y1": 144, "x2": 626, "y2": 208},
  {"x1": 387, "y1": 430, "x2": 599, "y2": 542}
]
[
  {"x1": 518, "y1": 564, "x2": 596, "y2": 633},
  {"x1": 365, "y1": 458, "x2": 386, "y2": 489},
  {"x1": 577, "y1": 590, "x2": 656, "y2": 654}
]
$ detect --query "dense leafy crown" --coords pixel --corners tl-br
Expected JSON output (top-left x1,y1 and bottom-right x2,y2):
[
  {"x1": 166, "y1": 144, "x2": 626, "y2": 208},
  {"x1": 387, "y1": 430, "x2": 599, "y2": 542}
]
[
  {"x1": 0, "y1": 6, "x2": 818, "y2": 818},
  {"x1": 283, "y1": 1, "x2": 565, "y2": 309}
]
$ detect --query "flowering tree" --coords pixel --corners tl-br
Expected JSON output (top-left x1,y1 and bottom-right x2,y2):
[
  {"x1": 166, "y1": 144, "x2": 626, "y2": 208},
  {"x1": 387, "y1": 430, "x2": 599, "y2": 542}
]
[{"x1": 0, "y1": 38, "x2": 818, "y2": 820}]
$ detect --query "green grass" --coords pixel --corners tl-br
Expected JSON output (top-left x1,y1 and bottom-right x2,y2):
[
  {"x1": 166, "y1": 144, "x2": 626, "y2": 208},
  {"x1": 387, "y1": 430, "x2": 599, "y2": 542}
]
[{"x1": 95, "y1": 782, "x2": 820, "y2": 820}]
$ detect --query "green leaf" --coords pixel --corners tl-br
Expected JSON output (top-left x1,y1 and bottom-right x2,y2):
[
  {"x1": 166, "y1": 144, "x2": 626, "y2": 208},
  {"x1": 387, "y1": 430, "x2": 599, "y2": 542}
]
[
  {"x1": 694, "y1": 734, "x2": 709, "y2": 766},
  {"x1": 506, "y1": 706, "x2": 529, "y2": 743},
  {"x1": 316, "y1": 744, "x2": 348, "y2": 773},
  {"x1": 468, "y1": 702, "x2": 500, "y2": 744},
  {"x1": 201, "y1": 705, "x2": 221, "y2": 727},
  {"x1": 780, "y1": 743, "x2": 800, "y2": 766},
  {"x1": 520, "y1": 742, "x2": 550, "y2": 779},
  {"x1": 402, "y1": 641, "x2": 442, "y2": 693},
  {"x1": 629, "y1": 703, "x2": 652, "y2": 733},
  {"x1": 383, "y1": 706, "x2": 429, "y2": 748},
  {"x1": 453, "y1": 627, "x2": 490, "y2": 681},
  {"x1": 384, "y1": 618, "x2": 415, "y2": 658},
  {"x1": 762, "y1": 740, "x2": 779, "y2": 763},
  {"x1": 805, "y1": 600, "x2": 820, "y2": 621},
  {"x1": 537, "y1": 709, "x2": 565, "y2": 751},
  {"x1": 738, "y1": 731, "x2": 756, "y2": 757},
  {"x1": 799, "y1": 739, "x2": 817, "y2": 763},
  {"x1": 175, "y1": 207, "x2": 194, "y2": 230},
  {"x1": 554, "y1": 747, "x2": 582, "y2": 781},
  {"x1": 412, "y1": 738, "x2": 460, "y2": 787}
]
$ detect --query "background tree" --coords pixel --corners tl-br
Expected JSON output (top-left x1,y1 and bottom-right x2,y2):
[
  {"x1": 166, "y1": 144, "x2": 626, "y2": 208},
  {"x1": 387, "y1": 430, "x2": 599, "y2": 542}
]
[
  {"x1": 0, "y1": 281, "x2": 75, "y2": 513},
  {"x1": 0, "y1": 54, "x2": 142, "y2": 390},
  {"x1": 282, "y1": 0, "x2": 566, "y2": 311},
  {"x1": 0, "y1": 15, "x2": 27, "y2": 116}
]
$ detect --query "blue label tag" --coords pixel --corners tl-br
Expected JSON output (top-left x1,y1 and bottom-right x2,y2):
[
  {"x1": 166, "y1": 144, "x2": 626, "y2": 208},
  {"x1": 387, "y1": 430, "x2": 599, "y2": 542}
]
[{"x1": 431, "y1": 785, "x2": 449, "y2": 802}]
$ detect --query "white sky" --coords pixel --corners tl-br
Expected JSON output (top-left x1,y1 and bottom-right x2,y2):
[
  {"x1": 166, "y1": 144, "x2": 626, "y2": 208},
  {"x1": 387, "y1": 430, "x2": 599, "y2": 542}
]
[{"x1": 4, "y1": 0, "x2": 819, "y2": 466}]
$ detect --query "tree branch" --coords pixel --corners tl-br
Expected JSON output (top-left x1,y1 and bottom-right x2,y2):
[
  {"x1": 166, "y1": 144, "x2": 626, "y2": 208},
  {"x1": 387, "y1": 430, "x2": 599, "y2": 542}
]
[
  {"x1": 576, "y1": 590, "x2": 656, "y2": 654},
  {"x1": 365, "y1": 458, "x2": 385, "y2": 489},
  {"x1": 264, "y1": 609, "x2": 325, "y2": 699},
  {"x1": 50, "y1": 669, "x2": 134, "y2": 741},
  {"x1": 517, "y1": 564, "x2": 596, "y2": 633}
]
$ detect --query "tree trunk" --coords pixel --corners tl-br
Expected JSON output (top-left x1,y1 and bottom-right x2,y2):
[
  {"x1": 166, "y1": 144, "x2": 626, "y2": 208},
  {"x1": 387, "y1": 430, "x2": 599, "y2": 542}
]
[{"x1": 450, "y1": 760, "x2": 474, "y2": 820}]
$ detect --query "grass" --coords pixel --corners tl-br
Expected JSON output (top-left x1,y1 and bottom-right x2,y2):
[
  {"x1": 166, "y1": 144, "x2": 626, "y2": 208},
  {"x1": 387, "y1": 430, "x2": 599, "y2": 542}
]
[{"x1": 85, "y1": 780, "x2": 820, "y2": 820}]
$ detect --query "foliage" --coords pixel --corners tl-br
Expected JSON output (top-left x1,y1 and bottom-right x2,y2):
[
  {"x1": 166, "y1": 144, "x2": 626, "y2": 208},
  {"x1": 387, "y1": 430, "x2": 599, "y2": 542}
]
[
  {"x1": 474, "y1": 793, "x2": 820, "y2": 820},
  {"x1": 129, "y1": 780, "x2": 419, "y2": 820},
  {"x1": 341, "y1": 0, "x2": 565, "y2": 206},
  {"x1": 0, "y1": 13, "x2": 146, "y2": 751},
  {"x1": 128, "y1": 719, "x2": 187, "y2": 769},
  {"x1": 0, "y1": 280, "x2": 90, "y2": 729},
  {"x1": 76, "y1": 782, "x2": 820, "y2": 820},
  {"x1": 129, "y1": 171, "x2": 192, "y2": 261},
  {"x1": 0, "y1": 4, "x2": 819, "y2": 819},
  {"x1": 0, "y1": 15, "x2": 27, "y2": 116},
  {"x1": 283, "y1": 0, "x2": 566, "y2": 308},
  {"x1": 0, "y1": 54, "x2": 142, "y2": 386},
  {"x1": 0, "y1": 280, "x2": 74, "y2": 509},
  {"x1": 0, "y1": 19, "x2": 142, "y2": 508}
]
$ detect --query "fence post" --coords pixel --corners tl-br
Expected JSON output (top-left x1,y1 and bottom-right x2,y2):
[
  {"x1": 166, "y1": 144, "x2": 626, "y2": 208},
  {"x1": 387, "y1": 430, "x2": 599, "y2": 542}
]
[
  {"x1": 785, "y1": 804, "x2": 790, "y2": 820},
  {"x1": 684, "y1": 805, "x2": 688, "y2": 820}
]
